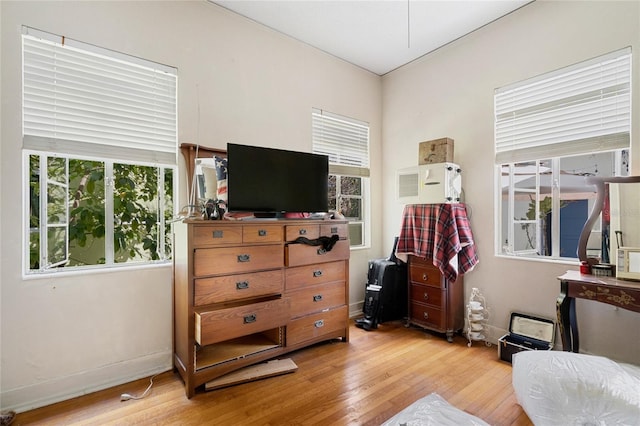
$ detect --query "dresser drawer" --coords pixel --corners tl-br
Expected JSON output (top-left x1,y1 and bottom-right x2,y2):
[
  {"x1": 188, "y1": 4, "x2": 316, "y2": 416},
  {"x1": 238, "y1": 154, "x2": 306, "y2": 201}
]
[
  {"x1": 285, "y1": 223, "x2": 349, "y2": 242},
  {"x1": 409, "y1": 301, "x2": 445, "y2": 331},
  {"x1": 195, "y1": 298, "x2": 290, "y2": 346},
  {"x1": 567, "y1": 282, "x2": 598, "y2": 300},
  {"x1": 288, "y1": 282, "x2": 346, "y2": 319},
  {"x1": 194, "y1": 269, "x2": 284, "y2": 306},
  {"x1": 286, "y1": 305, "x2": 347, "y2": 346},
  {"x1": 409, "y1": 262, "x2": 443, "y2": 288},
  {"x1": 286, "y1": 239, "x2": 350, "y2": 267},
  {"x1": 321, "y1": 223, "x2": 348, "y2": 239},
  {"x1": 243, "y1": 225, "x2": 283, "y2": 243},
  {"x1": 409, "y1": 283, "x2": 443, "y2": 307},
  {"x1": 192, "y1": 225, "x2": 242, "y2": 247},
  {"x1": 194, "y1": 244, "x2": 283, "y2": 277},
  {"x1": 285, "y1": 261, "x2": 346, "y2": 291},
  {"x1": 286, "y1": 225, "x2": 320, "y2": 241}
]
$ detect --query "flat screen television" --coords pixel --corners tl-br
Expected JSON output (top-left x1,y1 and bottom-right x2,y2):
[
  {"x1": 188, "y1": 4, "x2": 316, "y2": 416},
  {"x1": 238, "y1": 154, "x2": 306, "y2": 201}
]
[{"x1": 226, "y1": 143, "x2": 329, "y2": 217}]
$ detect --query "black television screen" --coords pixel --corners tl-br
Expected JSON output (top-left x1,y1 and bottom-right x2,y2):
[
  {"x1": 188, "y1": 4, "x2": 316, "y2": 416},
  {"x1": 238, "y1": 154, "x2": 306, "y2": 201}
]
[{"x1": 226, "y1": 143, "x2": 329, "y2": 215}]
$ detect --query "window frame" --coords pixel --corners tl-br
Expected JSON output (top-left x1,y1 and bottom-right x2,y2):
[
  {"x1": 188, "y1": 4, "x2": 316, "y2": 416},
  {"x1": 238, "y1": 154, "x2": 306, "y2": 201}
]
[
  {"x1": 21, "y1": 27, "x2": 178, "y2": 276},
  {"x1": 24, "y1": 150, "x2": 177, "y2": 275},
  {"x1": 497, "y1": 151, "x2": 628, "y2": 261},
  {"x1": 312, "y1": 108, "x2": 371, "y2": 249},
  {"x1": 495, "y1": 48, "x2": 631, "y2": 262},
  {"x1": 329, "y1": 173, "x2": 368, "y2": 248}
]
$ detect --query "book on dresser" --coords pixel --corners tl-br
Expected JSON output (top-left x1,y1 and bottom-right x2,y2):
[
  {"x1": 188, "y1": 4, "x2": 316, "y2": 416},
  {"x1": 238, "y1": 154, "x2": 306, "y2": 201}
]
[{"x1": 172, "y1": 219, "x2": 350, "y2": 398}]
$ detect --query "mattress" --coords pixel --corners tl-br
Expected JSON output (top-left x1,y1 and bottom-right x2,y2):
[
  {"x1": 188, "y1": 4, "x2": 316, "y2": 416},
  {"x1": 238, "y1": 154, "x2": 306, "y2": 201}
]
[
  {"x1": 512, "y1": 351, "x2": 640, "y2": 425},
  {"x1": 381, "y1": 392, "x2": 489, "y2": 426}
]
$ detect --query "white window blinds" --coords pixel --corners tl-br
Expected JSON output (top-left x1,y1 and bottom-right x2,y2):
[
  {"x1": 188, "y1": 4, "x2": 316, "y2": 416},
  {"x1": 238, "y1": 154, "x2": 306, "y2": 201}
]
[
  {"x1": 495, "y1": 48, "x2": 631, "y2": 164},
  {"x1": 312, "y1": 108, "x2": 370, "y2": 177},
  {"x1": 22, "y1": 27, "x2": 177, "y2": 165}
]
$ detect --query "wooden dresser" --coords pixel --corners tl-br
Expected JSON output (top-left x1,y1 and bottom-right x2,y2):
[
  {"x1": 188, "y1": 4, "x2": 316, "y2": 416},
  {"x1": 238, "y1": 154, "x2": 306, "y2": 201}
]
[
  {"x1": 396, "y1": 204, "x2": 477, "y2": 343},
  {"x1": 407, "y1": 255, "x2": 464, "y2": 342},
  {"x1": 173, "y1": 219, "x2": 349, "y2": 397}
]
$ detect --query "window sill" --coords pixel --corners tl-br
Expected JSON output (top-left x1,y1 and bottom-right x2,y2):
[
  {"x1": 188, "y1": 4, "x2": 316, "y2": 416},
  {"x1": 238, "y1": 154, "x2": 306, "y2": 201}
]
[
  {"x1": 23, "y1": 261, "x2": 172, "y2": 281},
  {"x1": 494, "y1": 253, "x2": 580, "y2": 267}
]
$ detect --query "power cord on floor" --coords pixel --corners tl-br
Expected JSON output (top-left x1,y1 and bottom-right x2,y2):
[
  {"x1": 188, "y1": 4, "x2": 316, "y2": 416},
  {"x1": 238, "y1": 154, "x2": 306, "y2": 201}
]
[{"x1": 120, "y1": 373, "x2": 161, "y2": 402}]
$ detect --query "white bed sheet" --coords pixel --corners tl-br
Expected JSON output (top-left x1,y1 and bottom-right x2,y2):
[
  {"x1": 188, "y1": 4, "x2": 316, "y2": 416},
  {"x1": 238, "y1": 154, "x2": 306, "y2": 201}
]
[
  {"x1": 512, "y1": 351, "x2": 640, "y2": 425},
  {"x1": 381, "y1": 392, "x2": 490, "y2": 426}
]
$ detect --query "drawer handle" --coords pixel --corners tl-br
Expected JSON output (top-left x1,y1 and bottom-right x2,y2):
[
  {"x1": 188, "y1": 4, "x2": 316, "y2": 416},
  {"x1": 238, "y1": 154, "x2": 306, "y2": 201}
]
[
  {"x1": 313, "y1": 270, "x2": 323, "y2": 278},
  {"x1": 314, "y1": 320, "x2": 325, "y2": 328},
  {"x1": 317, "y1": 248, "x2": 327, "y2": 255},
  {"x1": 423, "y1": 293, "x2": 429, "y2": 300},
  {"x1": 236, "y1": 281, "x2": 249, "y2": 290},
  {"x1": 423, "y1": 312, "x2": 429, "y2": 320},
  {"x1": 313, "y1": 294, "x2": 323, "y2": 302},
  {"x1": 422, "y1": 273, "x2": 428, "y2": 281},
  {"x1": 258, "y1": 229, "x2": 267, "y2": 237},
  {"x1": 244, "y1": 314, "x2": 257, "y2": 324},
  {"x1": 237, "y1": 254, "x2": 251, "y2": 262},
  {"x1": 299, "y1": 229, "x2": 307, "y2": 235},
  {"x1": 213, "y1": 230, "x2": 223, "y2": 238},
  {"x1": 331, "y1": 227, "x2": 338, "y2": 234}
]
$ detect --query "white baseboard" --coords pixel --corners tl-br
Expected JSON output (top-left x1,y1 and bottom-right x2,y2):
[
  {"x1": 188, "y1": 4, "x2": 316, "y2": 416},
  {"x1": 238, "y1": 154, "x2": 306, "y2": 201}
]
[
  {"x1": 478, "y1": 324, "x2": 563, "y2": 351},
  {"x1": 349, "y1": 301, "x2": 364, "y2": 318},
  {"x1": 2, "y1": 350, "x2": 172, "y2": 413},
  {"x1": 481, "y1": 324, "x2": 505, "y2": 346}
]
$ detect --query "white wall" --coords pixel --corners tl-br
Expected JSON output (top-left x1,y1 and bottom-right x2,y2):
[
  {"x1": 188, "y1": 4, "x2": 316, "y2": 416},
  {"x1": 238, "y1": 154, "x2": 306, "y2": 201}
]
[
  {"x1": 0, "y1": 0, "x2": 382, "y2": 411},
  {"x1": 382, "y1": 0, "x2": 640, "y2": 364},
  {"x1": 3, "y1": 0, "x2": 639, "y2": 414}
]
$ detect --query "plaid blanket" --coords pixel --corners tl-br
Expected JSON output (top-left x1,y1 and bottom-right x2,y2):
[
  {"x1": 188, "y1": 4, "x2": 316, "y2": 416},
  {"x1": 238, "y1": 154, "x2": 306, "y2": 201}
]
[{"x1": 396, "y1": 203, "x2": 478, "y2": 282}]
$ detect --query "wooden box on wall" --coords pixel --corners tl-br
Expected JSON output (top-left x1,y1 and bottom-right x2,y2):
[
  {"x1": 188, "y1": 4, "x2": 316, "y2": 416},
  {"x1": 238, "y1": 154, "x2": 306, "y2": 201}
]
[{"x1": 419, "y1": 138, "x2": 454, "y2": 164}]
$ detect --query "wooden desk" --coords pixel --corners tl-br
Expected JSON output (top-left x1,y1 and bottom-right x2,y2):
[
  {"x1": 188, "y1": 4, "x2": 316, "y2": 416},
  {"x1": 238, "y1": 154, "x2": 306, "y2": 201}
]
[{"x1": 556, "y1": 270, "x2": 640, "y2": 352}]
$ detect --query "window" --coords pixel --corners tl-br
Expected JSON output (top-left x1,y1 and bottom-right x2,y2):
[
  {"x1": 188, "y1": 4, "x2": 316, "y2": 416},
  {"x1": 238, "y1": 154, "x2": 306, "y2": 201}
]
[
  {"x1": 23, "y1": 27, "x2": 177, "y2": 274},
  {"x1": 495, "y1": 48, "x2": 631, "y2": 260},
  {"x1": 312, "y1": 108, "x2": 370, "y2": 247}
]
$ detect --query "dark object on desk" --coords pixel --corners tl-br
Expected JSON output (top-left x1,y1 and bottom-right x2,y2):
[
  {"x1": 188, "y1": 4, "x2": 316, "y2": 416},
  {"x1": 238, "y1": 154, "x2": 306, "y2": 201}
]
[
  {"x1": 356, "y1": 237, "x2": 408, "y2": 331},
  {"x1": 499, "y1": 312, "x2": 555, "y2": 363},
  {"x1": 591, "y1": 263, "x2": 615, "y2": 277}
]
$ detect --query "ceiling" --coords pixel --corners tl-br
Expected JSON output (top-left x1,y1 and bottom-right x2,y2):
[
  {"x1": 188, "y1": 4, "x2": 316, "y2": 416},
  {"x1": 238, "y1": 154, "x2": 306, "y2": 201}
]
[{"x1": 211, "y1": 0, "x2": 532, "y2": 75}]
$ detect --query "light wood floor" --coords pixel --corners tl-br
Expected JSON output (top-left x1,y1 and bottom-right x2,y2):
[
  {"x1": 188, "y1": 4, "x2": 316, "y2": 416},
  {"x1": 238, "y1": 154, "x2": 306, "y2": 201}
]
[{"x1": 15, "y1": 321, "x2": 532, "y2": 425}]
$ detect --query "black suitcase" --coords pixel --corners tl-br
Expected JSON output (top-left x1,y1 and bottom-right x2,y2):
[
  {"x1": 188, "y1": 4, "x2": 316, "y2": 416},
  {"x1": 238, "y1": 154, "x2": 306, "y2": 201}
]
[
  {"x1": 367, "y1": 258, "x2": 407, "y2": 323},
  {"x1": 357, "y1": 238, "x2": 407, "y2": 330}
]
